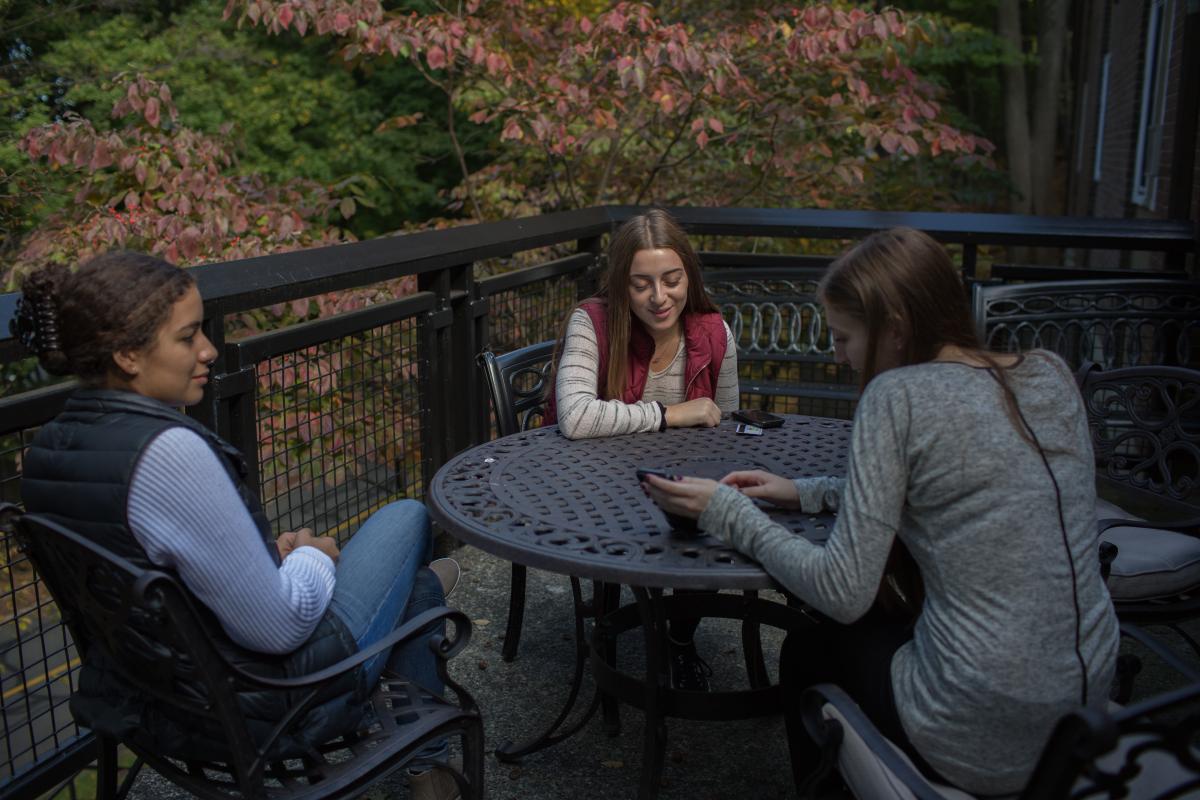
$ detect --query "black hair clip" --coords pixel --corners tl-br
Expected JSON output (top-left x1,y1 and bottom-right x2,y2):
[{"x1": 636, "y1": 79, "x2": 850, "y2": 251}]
[{"x1": 10, "y1": 294, "x2": 60, "y2": 355}]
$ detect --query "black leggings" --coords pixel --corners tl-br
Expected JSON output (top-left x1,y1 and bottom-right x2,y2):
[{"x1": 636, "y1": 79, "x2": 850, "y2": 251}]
[{"x1": 780, "y1": 615, "x2": 947, "y2": 791}]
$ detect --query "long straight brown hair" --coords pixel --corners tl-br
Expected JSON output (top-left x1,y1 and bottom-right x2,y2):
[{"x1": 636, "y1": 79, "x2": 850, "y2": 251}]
[
  {"x1": 818, "y1": 226, "x2": 1032, "y2": 429},
  {"x1": 550, "y1": 209, "x2": 719, "y2": 401},
  {"x1": 818, "y1": 227, "x2": 980, "y2": 390},
  {"x1": 817, "y1": 227, "x2": 1031, "y2": 620},
  {"x1": 600, "y1": 209, "x2": 718, "y2": 398}
]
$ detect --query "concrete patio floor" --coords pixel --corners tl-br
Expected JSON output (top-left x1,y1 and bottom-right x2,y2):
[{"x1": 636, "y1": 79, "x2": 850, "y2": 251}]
[{"x1": 126, "y1": 540, "x2": 1198, "y2": 799}]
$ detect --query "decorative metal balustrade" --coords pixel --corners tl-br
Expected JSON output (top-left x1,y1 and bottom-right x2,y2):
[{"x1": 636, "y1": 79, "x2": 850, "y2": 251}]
[
  {"x1": 975, "y1": 280, "x2": 1200, "y2": 370},
  {"x1": 0, "y1": 206, "x2": 1194, "y2": 797}
]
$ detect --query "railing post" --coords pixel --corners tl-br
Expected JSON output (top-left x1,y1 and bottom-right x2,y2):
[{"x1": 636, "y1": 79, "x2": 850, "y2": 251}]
[
  {"x1": 578, "y1": 234, "x2": 605, "y2": 298},
  {"x1": 188, "y1": 314, "x2": 228, "y2": 436},
  {"x1": 215, "y1": 346, "x2": 262, "y2": 503},
  {"x1": 471, "y1": 283, "x2": 491, "y2": 446},
  {"x1": 418, "y1": 263, "x2": 479, "y2": 474},
  {"x1": 962, "y1": 243, "x2": 979, "y2": 280},
  {"x1": 418, "y1": 271, "x2": 453, "y2": 486}
]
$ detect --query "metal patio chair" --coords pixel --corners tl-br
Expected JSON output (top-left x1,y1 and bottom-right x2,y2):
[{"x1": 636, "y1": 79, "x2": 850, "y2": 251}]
[
  {"x1": 477, "y1": 340, "x2": 557, "y2": 661},
  {"x1": 972, "y1": 279, "x2": 1200, "y2": 370},
  {"x1": 4, "y1": 505, "x2": 484, "y2": 800},
  {"x1": 704, "y1": 265, "x2": 857, "y2": 420},
  {"x1": 799, "y1": 624, "x2": 1200, "y2": 800},
  {"x1": 1076, "y1": 362, "x2": 1200, "y2": 654}
]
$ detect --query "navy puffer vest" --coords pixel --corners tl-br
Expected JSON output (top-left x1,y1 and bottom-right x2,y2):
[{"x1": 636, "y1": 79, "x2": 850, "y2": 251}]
[{"x1": 21, "y1": 390, "x2": 363, "y2": 760}]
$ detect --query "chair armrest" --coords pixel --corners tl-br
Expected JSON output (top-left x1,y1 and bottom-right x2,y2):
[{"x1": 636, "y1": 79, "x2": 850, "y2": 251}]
[
  {"x1": 1119, "y1": 622, "x2": 1200, "y2": 682},
  {"x1": 141, "y1": 568, "x2": 472, "y2": 691},
  {"x1": 800, "y1": 683, "x2": 948, "y2": 800},
  {"x1": 236, "y1": 605, "x2": 469, "y2": 691},
  {"x1": 1099, "y1": 516, "x2": 1200, "y2": 537}
]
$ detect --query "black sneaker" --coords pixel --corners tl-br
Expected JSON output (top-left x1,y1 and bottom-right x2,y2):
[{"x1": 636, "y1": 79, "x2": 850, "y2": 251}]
[{"x1": 669, "y1": 641, "x2": 713, "y2": 691}]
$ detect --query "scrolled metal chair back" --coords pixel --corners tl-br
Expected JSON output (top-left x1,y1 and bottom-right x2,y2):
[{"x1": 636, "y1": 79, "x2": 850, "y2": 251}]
[
  {"x1": 1076, "y1": 363, "x2": 1200, "y2": 520},
  {"x1": 477, "y1": 340, "x2": 556, "y2": 437},
  {"x1": 1022, "y1": 625, "x2": 1200, "y2": 800},
  {"x1": 974, "y1": 280, "x2": 1200, "y2": 370},
  {"x1": 704, "y1": 268, "x2": 833, "y2": 357},
  {"x1": 12, "y1": 513, "x2": 248, "y2": 737}
]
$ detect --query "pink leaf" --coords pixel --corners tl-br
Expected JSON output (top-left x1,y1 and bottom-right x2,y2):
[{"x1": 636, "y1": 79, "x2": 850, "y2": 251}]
[
  {"x1": 501, "y1": 118, "x2": 523, "y2": 141},
  {"x1": 427, "y1": 45, "x2": 446, "y2": 69},
  {"x1": 278, "y1": 4, "x2": 294, "y2": 29},
  {"x1": 90, "y1": 140, "x2": 113, "y2": 170},
  {"x1": 144, "y1": 97, "x2": 161, "y2": 128}
]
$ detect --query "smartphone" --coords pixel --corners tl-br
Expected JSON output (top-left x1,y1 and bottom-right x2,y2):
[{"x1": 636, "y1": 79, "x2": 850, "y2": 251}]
[
  {"x1": 732, "y1": 409, "x2": 784, "y2": 429},
  {"x1": 635, "y1": 468, "x2": 696, "y2": 532},
  {"x1": 636, "y1": 467, "x2": 680, "y2": 482}
]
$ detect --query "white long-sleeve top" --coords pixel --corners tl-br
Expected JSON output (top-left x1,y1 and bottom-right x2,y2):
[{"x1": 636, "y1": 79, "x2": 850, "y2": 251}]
[
  {"x1": 555, "y1": 308, "x2": 740, "y2": 439},
  {"x1": 127, "y1": 427, "x2": 336, "y2": 654}
]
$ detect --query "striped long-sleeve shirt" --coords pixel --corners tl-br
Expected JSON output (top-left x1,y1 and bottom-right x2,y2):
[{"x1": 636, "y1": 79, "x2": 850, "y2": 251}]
[
  {"x1": 127, "y1": 426, "x2": 335, "y2": 654},
  {"x1": 556, "y1": 308, "x2": 739, "y2": 439}
]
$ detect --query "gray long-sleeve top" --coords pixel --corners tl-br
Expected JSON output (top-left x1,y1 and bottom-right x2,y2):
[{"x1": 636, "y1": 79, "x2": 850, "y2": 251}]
[{"x1": 698, "y1": 353, "x2": 1118, "y2": 794}]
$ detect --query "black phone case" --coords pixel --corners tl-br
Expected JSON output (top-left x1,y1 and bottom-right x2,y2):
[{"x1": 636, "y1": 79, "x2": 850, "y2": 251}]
[{"x1": 732, "y1": 410, "x2": 784, "y2": 429}]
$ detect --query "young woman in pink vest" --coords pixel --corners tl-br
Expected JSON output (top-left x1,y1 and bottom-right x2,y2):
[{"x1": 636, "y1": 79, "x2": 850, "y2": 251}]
[{"x1": 544, "y1": 209, "x2": 740, "y2": 690}]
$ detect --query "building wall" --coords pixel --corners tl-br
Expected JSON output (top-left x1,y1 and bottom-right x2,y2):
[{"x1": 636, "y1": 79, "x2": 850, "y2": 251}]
[{"x1": 1066, "y1": 0, "x2": 1197, "y2": 269}]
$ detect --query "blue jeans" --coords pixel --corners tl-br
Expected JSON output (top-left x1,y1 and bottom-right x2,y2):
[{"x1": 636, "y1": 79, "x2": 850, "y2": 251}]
[{"x1": 328, "y1": 499, "x2": 445, "y2": 698}]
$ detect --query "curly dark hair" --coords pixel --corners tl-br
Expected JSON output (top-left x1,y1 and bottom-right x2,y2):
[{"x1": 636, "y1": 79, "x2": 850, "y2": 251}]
[{"x1": 14, "y1": 252, "x2": 196, "y2": 383}]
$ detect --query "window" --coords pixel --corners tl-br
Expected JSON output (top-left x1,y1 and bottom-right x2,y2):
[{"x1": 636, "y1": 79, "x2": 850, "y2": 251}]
[
  {"x1": 1093, "y1": 54, "x2": 1110, "y2": 182},
  {"x1": 1131, "y1": 0, "x2": 1175, "y2": 207}
]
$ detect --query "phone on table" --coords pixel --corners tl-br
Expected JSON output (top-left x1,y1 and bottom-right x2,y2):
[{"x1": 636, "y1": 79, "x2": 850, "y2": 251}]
[
  {"x1": 635, "y1": 467, "x2": 698, "y2": 533},
  {"x1": 732, "y1": 409, "x2": 784, "y2": 429}
]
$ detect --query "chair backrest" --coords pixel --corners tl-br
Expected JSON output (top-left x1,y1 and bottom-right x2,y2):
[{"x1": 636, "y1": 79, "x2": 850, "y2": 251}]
[
  {"x1": 10, "y1": 510, "x2": 262, "y2": 765},
  {"x1": 1075, "y1": 363, "x2": 1200, "y2": 522},
  {"x1": 703, "y1": 267, "x2": 856, "y2": 418},
  {"x1": 477, "y1": 340, "x2": 556, "y2": 437},
  {"x1": 973, "y1": 279, "x2": 1200, "y2": 370},
  {"x1": 1022, "y1": 682, "x2": 1200, "y2": 800}
]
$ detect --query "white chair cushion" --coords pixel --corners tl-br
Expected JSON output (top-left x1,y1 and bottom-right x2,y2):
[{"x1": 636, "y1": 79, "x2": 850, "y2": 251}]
[
  {"x1": 1083, "y1": 730, "x2": 1199, "y2": 797},
  {"x1": 827, "y1": 698, "x2": 1197, "y2": 799},
  {"x1": 1097, "y1": 499, "x2": 1200, "y2": 601},
  {"x1": 821, "y1": 703, "x2": 989, "y2": 800}
]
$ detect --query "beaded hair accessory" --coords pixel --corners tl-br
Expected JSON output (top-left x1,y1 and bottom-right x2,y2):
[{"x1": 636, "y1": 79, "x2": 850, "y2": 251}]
[{"x1": 10, "y1": 293, "x2": 61, "y2": 356}]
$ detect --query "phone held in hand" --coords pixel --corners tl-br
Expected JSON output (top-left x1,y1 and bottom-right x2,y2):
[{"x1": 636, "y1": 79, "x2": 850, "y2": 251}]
[
  {"x1": 635, "y1": 468, "x2": 697, "y2": 533},
  {"x1": 732, "y1": 409, "x2": 784, "y2": 429},
  {"x1": 636, "y1": 467, "x2": 680, "y2": 482}
]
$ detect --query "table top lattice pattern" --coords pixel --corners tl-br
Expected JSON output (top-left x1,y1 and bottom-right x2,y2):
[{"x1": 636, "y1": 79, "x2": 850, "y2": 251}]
[{"x1": 429, "y1": 416, "x2": 850, "y2": 589}]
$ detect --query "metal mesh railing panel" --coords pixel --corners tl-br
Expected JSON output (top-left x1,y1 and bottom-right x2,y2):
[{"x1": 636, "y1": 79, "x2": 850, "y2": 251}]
[
  {"x1": 0, "y1": 428, "x2": 85, "y2": 784},
  {"x1": 253, "y1": 317, "x2": 426, "y2": 545},
  {"x1": 486, "y1": 275, "x2": 582, "y2": 356}
]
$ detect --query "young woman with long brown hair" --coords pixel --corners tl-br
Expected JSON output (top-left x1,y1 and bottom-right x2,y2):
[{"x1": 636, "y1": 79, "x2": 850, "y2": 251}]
[
  {"x1": 544, "y1": 208, "x2": 740, "y2": 691},
  {"x1": 545, "y1": 208, "x2": 738, "y2": 439},
  {"x1": 643, "y1": 227, "x2": 1118, "y2": 794}
]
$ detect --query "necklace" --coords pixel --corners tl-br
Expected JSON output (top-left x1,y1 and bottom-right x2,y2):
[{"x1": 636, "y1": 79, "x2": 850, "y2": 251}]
[{"x1": 650, "y1": 331, "x2": 682, "y2": 371}]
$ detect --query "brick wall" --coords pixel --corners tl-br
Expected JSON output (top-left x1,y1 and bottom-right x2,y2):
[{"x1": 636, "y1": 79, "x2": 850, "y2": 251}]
[{"x1": 1065, "y1": 1, "x2": 1197, "y2": 270}]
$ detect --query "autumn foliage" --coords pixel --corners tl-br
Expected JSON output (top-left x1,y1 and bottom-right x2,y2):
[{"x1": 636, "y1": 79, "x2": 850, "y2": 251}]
[
  {"x1": 5, "y1": 74, "x2": 348, "y2": 287},
  {"x1": 225, "y1": 0, "x2": 994, "y2": 218}
]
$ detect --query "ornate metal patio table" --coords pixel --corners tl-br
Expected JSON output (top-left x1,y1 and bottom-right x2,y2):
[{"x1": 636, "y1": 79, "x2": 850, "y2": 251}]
[{"x1": 427, "y1": 414, "x2": 851, "y2": 799}]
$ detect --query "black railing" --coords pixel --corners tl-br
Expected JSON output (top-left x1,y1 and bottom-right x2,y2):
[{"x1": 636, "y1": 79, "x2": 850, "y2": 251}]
[{"x1": 0, "y1": 206, "x2": 1194, "y2": 796}]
